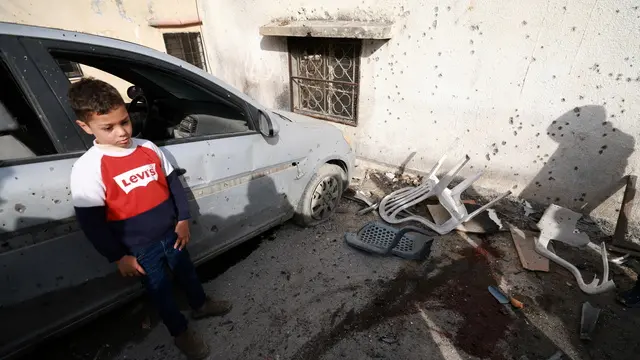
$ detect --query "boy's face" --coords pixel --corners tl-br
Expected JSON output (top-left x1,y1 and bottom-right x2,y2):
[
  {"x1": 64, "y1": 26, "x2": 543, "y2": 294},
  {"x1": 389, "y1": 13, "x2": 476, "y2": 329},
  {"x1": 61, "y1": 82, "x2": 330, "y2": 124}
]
[{"x1": 76, "y1": 105, "x2": 133, "y2": 148}]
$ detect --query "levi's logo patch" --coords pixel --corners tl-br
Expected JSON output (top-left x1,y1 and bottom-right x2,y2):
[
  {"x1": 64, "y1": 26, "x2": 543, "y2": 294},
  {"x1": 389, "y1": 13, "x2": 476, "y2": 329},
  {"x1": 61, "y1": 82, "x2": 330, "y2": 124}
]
[{"x1": 113, "y1": 163, "x2": 159, "y2": 194}]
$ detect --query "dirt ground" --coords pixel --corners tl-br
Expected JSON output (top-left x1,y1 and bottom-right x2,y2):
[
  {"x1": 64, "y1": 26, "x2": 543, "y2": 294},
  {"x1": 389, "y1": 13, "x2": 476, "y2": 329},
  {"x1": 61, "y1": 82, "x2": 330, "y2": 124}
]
[{"x1": 24, "y1": 171, "x2": 640, "y2": 360}]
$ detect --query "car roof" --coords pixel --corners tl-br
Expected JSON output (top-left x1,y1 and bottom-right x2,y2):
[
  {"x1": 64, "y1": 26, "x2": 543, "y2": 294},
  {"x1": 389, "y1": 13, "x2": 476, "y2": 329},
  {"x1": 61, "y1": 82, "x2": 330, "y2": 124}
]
[{"x1": 0, "y1": 22, "x2": 257, "y2": 107}]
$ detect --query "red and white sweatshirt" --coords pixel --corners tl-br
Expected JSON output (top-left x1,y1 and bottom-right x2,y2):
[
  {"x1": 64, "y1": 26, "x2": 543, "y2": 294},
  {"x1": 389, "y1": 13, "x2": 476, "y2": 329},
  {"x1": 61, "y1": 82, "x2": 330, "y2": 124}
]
[{"x1": 70, "y1": 138, "x2": 190, "y2": 262}]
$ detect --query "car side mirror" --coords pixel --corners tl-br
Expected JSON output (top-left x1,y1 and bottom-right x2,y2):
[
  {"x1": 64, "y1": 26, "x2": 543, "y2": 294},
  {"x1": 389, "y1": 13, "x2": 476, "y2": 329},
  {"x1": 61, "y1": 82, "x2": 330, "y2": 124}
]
[{"x1": 258, "y1": 111, "x2": 279, "y2": 137}]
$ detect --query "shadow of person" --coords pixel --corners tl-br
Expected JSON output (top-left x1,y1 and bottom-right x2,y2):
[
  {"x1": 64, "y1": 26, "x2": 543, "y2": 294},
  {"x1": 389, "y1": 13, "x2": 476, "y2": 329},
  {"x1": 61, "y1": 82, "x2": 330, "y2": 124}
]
[{"x1": 519, "y1": 105, "x2": 635, "y2": 215}]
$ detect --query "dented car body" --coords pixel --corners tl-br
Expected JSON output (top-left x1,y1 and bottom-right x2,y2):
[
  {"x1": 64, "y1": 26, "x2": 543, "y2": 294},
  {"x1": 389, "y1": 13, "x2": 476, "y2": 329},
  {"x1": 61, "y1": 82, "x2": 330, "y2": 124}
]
[{"x1": 0, "y1": 22, "x2": 354, "y2": 358}]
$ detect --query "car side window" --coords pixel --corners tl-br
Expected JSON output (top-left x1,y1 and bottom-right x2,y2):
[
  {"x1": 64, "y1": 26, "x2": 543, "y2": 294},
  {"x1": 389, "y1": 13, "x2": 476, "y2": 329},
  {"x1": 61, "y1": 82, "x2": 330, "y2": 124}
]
[
  {"x1": 0, "y1": 60, "x2": 57, "y2": 162},
  {"x1": 51, "y1": 53, "x2": 253, "y2": 145}
]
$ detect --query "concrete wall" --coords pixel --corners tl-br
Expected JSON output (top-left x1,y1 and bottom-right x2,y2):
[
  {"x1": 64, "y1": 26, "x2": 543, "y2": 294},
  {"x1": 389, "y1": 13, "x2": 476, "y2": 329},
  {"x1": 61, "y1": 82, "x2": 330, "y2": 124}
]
[
  {"x1": 0, "y1": 0, "x2": 205, "y2": 98},
  {"x1": 199, "y1": 0, "x2": 640, "y2": 222},
  {"x1": 1, "y1": 0, "x2": 638, "y2": 222}
]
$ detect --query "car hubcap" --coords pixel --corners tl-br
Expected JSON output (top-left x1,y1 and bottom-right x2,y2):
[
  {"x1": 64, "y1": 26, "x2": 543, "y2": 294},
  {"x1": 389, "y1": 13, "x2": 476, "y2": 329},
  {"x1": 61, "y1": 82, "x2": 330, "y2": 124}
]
[{"x1": 311, "y1": 176, "x2": 340, "y2": 220}]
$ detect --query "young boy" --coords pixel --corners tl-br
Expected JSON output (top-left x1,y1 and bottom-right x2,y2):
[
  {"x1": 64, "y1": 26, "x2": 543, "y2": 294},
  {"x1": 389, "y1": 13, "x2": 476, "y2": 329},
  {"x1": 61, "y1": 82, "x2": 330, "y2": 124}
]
[{"x1": 69, "y1": 78, "x2": 231, "y2": 359}]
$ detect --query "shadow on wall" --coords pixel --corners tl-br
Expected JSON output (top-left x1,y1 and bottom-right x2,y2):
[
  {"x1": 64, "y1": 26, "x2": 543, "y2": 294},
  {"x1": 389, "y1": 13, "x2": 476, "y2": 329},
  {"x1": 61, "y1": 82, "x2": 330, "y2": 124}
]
[
  {"x1": 519, "y1": 105, "x2": 635, "y2": 214},
  {"x1": 360, "y1": 39, "x2": 388, "y2": 59},
  {"x1": 237, "y1": 36, "x2": 291, "y2": 110},
  {"x1": 261, "y1": 36, "x2": 291, "y2": 110}
]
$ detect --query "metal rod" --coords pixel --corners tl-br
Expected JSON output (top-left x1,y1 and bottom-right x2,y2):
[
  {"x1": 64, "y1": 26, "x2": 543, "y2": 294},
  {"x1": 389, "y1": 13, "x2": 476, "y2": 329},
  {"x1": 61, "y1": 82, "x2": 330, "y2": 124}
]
[
  {"x1": 287, "y1": 38, "x2": 294, "y2": 112},
  {"x1": 613, "y1": 175, "x2": 637, "y2": 246}
]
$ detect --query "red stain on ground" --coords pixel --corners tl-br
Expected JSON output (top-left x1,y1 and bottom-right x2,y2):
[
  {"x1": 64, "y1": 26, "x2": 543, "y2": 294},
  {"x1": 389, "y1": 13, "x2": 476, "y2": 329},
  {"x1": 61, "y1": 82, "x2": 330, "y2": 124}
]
[{"x1": 428, "y1": 246, "x2": 512, "y2": 359}]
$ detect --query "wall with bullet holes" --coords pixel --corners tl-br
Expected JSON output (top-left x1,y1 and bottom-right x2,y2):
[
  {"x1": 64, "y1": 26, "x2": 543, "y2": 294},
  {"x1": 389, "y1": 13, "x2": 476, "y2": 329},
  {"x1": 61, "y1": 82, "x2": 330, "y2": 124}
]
[
  {"x1": 1, "y1": 0, "x2": 638, "y2": 223},
  {"x1": 200, "y1": 0, "x2": 640, "y2": 223}
]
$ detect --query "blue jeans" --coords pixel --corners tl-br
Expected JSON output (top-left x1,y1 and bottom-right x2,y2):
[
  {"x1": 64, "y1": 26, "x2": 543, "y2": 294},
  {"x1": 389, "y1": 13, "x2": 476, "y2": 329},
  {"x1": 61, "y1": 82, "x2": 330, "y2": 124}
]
[{"x1": 131, "y1": 233, "x2": 206, "y2": 337}]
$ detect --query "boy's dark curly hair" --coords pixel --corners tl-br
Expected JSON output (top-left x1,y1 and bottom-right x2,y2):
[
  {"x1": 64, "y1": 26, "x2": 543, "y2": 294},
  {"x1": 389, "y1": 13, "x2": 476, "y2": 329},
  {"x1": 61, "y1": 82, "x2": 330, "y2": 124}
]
[{"x1": 68, "y1": 77, "x2": 125, "y2": 122}]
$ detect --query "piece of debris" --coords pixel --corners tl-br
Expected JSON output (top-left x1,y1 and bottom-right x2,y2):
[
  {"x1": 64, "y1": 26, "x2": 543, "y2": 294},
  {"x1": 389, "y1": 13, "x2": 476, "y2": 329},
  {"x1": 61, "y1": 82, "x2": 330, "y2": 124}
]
[
  {"x1": 608, "y1": 244, "x2": 640, "y2": 258},
  {"x1": 534, "y1": 205, "x2": 615, "y2": 294},
  {"x1": 488, "y1": 286, "x2": 509, "y2": 304},
  {"x1": 345, "y1": 191, "x2": 374, "y2": 206},
  {"x1": 510, "y1": 296, "x2": 525, "y2": 309},
  {"x1": 613, "y1": 175, "x2": 640, "y2": 250},
  {"x1": 488, "y1": 286, "x2": 517, "y2": 316},
  {"x1": 379, "y1": 334, "x2": 398, "y2": 344},
  {"x1": 379, "y1": 153, "x2": 511, "y2": 235},
  {"x1": 488, "y1": 286, "x2": 524, "y2": 309},
  {"x1": 537, "y1": 204, "x2": 589, "y2": 247},
  {"x1": 547, "y1": 350, "x2": 564, "y2": 360},
  {"x1": 580, "y1": 302, "x2": 601, "y2": 340},
  {"x1": 509, "y1": 224, "x2": 549, "y2": 272},
  {"x1": 344, "y1": 221, "x2": 435, "y2": 260},
  {"x1": 353, "y1": 190, "x2": 379, "y2": 215},
  {"x1": 487, "y1": 209, "x2": 504, "y2": 230},
  {"x1": 385, "y1": 172, "x2": 396, "y2": 180},
  {"x1": 610, "y1": 254, "x2": 630, "y2": 265},
  {"x1": 427, "y1": 203, "x2": 501, "y2": 234},
  {"x1": 522, "y1": 200, "x2": 535, "y2": 217}
]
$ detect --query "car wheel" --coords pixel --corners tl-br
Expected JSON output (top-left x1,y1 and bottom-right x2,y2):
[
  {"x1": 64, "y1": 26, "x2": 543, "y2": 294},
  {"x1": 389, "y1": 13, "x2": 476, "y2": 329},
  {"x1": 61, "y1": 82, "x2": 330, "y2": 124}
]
[{"x1": 294, "y1": 164, "x2": 346, "y2": 227}]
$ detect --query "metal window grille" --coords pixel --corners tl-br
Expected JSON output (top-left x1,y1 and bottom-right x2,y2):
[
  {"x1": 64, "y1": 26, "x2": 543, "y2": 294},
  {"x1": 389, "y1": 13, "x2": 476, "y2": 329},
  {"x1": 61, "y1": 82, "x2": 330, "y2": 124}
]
[
  {"x1": 288, "y1": 38, "x2": 361, "y2": 126},
  {"x1": 55, "y1": 59, "x2": 83, "y2": 78},
  {"x1": 163, "y1": 32, "x2": 208, "y2": 71}
]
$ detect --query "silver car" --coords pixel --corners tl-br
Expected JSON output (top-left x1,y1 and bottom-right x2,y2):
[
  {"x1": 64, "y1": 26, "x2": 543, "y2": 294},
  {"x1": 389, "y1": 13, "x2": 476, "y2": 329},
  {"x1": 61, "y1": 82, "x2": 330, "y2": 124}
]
[{"x1": 0, "y1": 22, "x2": 354, "y2": 358}]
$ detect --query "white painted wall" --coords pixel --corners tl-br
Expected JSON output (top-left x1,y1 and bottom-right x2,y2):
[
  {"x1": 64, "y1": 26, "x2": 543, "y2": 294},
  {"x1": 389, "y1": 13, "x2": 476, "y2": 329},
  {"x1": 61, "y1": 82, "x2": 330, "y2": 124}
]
[
  {"x1": 0, "y1": 0, "x2": 203, "y2": 97},
  {"x1": 199, "y1": 0, "x2": 640, "y2": 222},
  {"x1": 1, "y1": 0, "x2": 637, "y2": 222}
]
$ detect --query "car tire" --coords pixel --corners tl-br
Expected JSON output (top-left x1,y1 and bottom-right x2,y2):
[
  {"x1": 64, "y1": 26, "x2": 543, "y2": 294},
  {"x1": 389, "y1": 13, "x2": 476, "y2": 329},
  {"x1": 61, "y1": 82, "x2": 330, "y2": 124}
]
[{"x1": 294, "y1": 164, "x2": 346, "y2": 227}]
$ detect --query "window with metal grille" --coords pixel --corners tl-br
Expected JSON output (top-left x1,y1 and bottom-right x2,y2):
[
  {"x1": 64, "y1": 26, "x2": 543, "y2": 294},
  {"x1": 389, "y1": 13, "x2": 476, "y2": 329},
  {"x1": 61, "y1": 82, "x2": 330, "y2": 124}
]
[
  {"x1": 55, "y1": 59, "x2": 83, "y2": 79},
  {"x1": 163, "y1": 32, "x2": 208, "y2": 71},
  {"x1": 288, "y1": 38, "x2": 361, "y2": 126}
]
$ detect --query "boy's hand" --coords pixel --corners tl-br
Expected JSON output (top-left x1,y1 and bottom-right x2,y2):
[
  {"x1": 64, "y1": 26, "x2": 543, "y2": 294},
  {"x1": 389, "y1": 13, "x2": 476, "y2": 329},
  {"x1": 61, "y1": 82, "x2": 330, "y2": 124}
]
[
  {"x1": 116, "y1": 255, "x2": 146, "y2": 277},
  {"x1": 174, "y1": 220, "x2": 190, "y2": 250}
]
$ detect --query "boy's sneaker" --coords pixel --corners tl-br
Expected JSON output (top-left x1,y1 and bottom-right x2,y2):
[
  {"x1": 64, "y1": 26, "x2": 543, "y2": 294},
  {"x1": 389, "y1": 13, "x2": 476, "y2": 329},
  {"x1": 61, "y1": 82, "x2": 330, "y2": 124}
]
[
  {"x1": 192, "y1": 297, "x2": 233, "y2": 319},
  {"x1": 617, "y1": 283, "x2": 640, "y2": 308},
  {"x1": 175, "y1": 328, "x2": 210, "y2": 360}
]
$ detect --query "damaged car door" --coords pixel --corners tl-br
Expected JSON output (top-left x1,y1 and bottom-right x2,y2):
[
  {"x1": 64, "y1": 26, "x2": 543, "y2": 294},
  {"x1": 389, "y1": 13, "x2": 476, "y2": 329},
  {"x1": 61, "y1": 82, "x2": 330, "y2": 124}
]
[
  {"x1": 40, "y1": 39, "x2": 299, "y2": 263},
  {"x1": 0, "y1": 36, "x2": 134, "y2": 359}
]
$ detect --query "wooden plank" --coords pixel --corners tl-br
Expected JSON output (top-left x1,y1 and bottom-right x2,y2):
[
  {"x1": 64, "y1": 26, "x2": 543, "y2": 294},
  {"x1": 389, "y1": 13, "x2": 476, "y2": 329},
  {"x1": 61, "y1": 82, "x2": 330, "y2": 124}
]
[
  {"x1": 608, "y1": 244, "x2": 640, "y2": 258},
  {"x1": 612, "y1": 175, "x2": 639, "y2": 250},
  {"x1": 508, "y1": 224, "x2": 549, "y2": 272}
]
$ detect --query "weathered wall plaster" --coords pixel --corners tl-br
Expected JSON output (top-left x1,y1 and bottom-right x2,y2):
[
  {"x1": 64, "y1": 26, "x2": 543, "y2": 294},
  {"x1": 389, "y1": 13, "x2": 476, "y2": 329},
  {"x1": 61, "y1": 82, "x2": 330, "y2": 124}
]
[
  {"x1": 1, "y1": 0, "x2": 638, "y2": 223},
  {"x1": 0, "y1": 0, "x2": 203, "y2": 97},
  {"x1": 198, "y1": 0, "x2": 640, "y2": 222}
]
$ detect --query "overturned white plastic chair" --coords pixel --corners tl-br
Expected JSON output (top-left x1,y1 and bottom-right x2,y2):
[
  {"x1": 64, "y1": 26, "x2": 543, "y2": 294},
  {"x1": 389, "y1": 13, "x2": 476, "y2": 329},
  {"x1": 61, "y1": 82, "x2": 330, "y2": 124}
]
[
  {"x1": 534, "y1": 204, "x2": 615, "y2": 294},
  {"x1": 379, "y1": 154, "x2": 511, "y2": 235}
]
